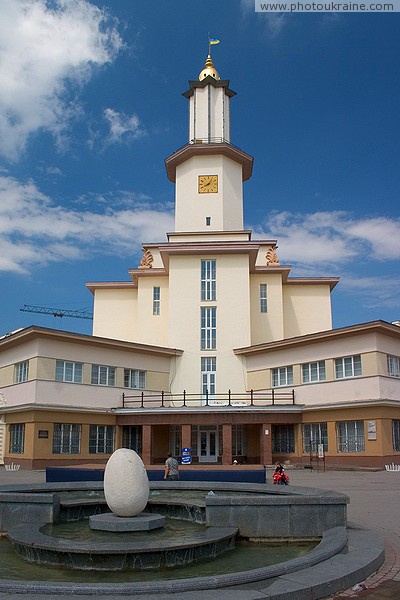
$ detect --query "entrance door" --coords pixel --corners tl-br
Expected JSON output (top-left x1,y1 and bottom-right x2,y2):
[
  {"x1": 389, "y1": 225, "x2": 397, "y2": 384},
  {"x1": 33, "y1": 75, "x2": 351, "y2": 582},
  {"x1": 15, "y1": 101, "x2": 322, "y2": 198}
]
[{"x1": 198, "y1": 428, "x2": 218, "y2": 463}]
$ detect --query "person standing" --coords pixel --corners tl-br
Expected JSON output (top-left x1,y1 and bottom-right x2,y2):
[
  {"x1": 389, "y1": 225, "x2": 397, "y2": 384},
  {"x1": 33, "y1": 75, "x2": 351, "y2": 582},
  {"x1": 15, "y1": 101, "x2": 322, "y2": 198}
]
[{"x1": 164, "y1": 451, "x2": 179, "y2": 481}]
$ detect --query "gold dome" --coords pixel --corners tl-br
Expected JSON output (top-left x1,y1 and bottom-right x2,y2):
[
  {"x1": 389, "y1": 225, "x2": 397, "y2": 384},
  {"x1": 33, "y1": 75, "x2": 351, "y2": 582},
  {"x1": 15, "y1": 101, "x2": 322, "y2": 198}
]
[{"x1": 198, "y1": 54, "x2": 220, "y2": 81}]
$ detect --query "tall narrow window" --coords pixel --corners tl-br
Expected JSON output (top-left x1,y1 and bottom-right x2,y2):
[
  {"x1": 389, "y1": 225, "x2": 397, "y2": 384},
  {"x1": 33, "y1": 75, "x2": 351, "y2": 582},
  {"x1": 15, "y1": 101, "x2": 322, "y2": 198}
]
[
  {"x1": 15, "y1": 361, "x2": 29, "y2": 383},
  {"x1": 201, "y1": 307, "x2": 216, "y2": 350},
  {"x1": 122, "y1": 425, "x2": 142, "y2": 455},
  {"x1": 153, "y1": 286, "x2": 160, "y2": 315},
  {"x1": 232, "y1": 425, "x2": 247, "y2": 458},
  {"x1": 260, "y1": 283, "x2": 267, "y2": 313},
  {"x1": 201, "y1": 259, "x2": 216, "y2": 301},
  {"x1": 201, "y1": 357, "x2": 216, "y2": 399},
  {"x1": 392, "y1": 420, "x2": 400, "y2": 451},
  {"x1": 387, "y1": 355, "x2": 400, "y2": 378},
  {"x1": 9, "y1": 424, "x2": 25, "y2": 454}
]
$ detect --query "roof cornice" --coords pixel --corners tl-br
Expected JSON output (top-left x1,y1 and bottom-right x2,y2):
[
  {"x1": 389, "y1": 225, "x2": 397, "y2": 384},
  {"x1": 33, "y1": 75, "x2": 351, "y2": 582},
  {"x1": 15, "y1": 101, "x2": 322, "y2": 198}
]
[
  {"x1": 0, "y1": 326, "x2": 183, "y2": 357},
  {"x1": 86, "y1": 281, "x2": 136, "y2": 294},
  {"x1": 182, "y1": 77, "x2": 236, "y2": 98},
  {"x1": 165, "y1": 142, "x2": 253, "y2": 183},
  {"x1": 234, "y1": 320, "x2": 400, "y2": 356}
]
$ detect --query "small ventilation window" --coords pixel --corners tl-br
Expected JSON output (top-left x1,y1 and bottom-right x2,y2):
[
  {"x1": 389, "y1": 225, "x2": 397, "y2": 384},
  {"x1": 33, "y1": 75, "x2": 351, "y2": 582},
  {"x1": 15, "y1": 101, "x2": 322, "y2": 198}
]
[{"x1": 206, "y1": 217, "x2": 211, "y2": 226}]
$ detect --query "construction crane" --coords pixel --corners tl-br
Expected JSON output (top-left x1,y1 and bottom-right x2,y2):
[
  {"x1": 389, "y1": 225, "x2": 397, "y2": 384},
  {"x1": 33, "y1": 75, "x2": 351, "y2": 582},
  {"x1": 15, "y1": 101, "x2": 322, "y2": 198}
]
[{"x1": 20, "y1": 304, "x2": 93, "y2": 320}]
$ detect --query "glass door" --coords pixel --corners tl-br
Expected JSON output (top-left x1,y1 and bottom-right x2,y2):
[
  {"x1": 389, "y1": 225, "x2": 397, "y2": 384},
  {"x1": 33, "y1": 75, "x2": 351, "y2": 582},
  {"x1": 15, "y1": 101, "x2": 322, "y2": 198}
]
[{"x1": 198, "y1": 428, "x2": 218, "y2": 463}]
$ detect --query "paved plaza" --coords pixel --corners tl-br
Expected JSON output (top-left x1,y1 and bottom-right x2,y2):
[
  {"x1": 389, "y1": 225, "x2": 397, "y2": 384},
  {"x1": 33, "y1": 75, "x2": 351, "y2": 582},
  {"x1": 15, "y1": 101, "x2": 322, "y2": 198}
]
[{"x1": 0, "y1": 466, "x2": 399, "y2": 599}]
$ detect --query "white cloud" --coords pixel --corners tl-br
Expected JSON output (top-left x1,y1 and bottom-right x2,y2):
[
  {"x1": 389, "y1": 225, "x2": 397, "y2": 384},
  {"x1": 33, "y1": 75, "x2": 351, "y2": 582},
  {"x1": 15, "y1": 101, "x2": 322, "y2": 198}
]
[
  {"x1": 342, "y1": 276, "x2": 400, "y2": 310},
  {"x1": 0, "y1": 175, "x2": 174, "y2": 274},
  {"x1": 252, "y1": 210, "x2": 400, "y2": 266},
  {"x1": 104, "y1": 108, "x2": 146, "y2": 144},
  {"x1": 344, "y1": 217, "x2": 400, "y2": 260},
  {"x1": 0, "y1": 0, "x2": 123, "y2": 161}
]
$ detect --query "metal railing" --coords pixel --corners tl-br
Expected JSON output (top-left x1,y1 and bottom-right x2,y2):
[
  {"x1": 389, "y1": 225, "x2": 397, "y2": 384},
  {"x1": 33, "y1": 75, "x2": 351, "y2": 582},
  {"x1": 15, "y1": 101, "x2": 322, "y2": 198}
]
[
  {"x1": 120, "y1": 389, "x2": 295, "y2": 409},
  {"x1": 190, "y1": 137, "x2": 230, "y2": 144}
]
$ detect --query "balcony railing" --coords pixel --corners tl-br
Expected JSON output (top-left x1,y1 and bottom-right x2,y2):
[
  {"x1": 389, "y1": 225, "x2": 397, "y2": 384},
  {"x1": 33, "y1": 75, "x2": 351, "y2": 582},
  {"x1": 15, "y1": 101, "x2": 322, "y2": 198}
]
[{"x1": 120, "y1": 389, "x2": 295, "y2": 410}]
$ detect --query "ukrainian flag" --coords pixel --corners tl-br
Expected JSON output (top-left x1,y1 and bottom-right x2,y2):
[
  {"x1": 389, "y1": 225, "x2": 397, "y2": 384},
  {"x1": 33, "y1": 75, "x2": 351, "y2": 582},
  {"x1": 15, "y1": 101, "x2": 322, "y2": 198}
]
[{"x1": 209, "y1": 38, "x2": 220, "y2": 45}]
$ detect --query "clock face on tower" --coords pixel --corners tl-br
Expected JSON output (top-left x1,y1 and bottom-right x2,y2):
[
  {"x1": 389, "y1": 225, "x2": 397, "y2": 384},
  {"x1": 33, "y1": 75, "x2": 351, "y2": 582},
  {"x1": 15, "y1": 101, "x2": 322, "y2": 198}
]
[{"x1": 198, "y1": 175, "x2": 218, "y2": 194}]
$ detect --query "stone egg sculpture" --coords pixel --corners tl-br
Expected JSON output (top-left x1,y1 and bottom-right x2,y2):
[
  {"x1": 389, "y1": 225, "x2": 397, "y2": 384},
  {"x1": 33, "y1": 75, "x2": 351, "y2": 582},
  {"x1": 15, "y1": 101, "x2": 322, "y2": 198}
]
[{"x1": 104, "y1": 448, "x2": 149, "y2": 517}]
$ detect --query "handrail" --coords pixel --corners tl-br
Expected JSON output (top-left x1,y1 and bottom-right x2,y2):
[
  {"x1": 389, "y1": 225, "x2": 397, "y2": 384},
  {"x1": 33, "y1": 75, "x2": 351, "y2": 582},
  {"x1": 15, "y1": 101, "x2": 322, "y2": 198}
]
[{"x1": 121, "y1": 389, "x2": 295, "y2": 409}]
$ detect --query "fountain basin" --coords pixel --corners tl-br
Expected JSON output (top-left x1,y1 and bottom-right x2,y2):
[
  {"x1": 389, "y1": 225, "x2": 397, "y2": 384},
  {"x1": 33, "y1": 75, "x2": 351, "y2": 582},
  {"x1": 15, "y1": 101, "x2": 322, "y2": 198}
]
[
  {"x1": 8, "y1": 520, "x2": 237, "y2": 571},
  {"x1": 0, "y1": 480, "x2": 385, "y2": 598}
]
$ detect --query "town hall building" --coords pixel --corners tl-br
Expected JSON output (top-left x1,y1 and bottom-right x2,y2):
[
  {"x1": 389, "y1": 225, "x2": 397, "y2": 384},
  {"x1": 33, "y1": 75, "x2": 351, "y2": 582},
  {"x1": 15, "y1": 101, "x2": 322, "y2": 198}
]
[{"x1": 0, "y1": 54, "x2": 399, "y2": 470}]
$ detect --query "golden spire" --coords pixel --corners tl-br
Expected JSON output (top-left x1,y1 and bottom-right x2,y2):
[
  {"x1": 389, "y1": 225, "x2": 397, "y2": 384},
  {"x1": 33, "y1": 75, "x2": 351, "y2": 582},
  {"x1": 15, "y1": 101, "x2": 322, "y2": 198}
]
[{"x1": 198, "y1": 54, "x2": 220, "y2": 81}]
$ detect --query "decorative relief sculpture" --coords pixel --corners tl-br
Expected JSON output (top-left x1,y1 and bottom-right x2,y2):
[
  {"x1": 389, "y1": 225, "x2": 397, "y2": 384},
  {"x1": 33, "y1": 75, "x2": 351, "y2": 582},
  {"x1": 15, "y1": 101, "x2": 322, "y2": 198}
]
[
  {"x1": 266, "y1": 245, "x2": 280, "y2": 266},
  {"x1": 138, "y1": 248, "x2": 153, "y2": 269}
]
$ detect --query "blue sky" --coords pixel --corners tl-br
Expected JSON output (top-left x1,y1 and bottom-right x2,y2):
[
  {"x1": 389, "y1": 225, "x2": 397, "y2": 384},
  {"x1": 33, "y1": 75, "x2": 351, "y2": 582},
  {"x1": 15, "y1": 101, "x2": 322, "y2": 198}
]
[{"x1": 1, "y1": 0, "x2": 399, "y2": 337}]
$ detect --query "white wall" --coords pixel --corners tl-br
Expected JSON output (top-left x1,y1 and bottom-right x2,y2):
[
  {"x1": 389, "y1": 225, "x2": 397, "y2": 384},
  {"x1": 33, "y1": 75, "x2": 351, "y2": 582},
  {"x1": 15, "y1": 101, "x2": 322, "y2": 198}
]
[
  {"x1": 175, "y1": 155, "x2": 243, "y2": 233},
  {"x1": 168, "y1": 253, "x2": 251, "y2": 395}
]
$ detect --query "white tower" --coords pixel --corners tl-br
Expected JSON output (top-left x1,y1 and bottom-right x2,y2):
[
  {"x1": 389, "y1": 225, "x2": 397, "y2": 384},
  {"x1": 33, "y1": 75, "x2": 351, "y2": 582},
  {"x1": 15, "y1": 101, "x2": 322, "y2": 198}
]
[{"x1": 165, "y1": 54, "x2": 253, "y2": 236}]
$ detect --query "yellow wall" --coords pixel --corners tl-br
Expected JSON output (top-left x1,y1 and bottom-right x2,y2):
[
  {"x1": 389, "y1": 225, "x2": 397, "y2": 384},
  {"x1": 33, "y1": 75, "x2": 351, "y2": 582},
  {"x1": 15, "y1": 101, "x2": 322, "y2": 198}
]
[
  {"x1": 250, "y1": 274, "x2": 284, "y2": 344},
  {"x1": 136, "y1": 276, "x2": 169, "y2": 347},
  {"x1": 283, "y1": 285, "x2": 332, "y2": 338},
  {"x1": 92, "y1": 288, "x2": 138, "y2": 342}
]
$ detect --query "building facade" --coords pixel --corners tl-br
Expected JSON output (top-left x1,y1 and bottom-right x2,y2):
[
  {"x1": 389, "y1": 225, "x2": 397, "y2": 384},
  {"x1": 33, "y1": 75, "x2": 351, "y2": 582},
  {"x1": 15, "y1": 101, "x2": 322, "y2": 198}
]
[{"x1": 1, "y1": 55, "x2": 399, "y2": 469}]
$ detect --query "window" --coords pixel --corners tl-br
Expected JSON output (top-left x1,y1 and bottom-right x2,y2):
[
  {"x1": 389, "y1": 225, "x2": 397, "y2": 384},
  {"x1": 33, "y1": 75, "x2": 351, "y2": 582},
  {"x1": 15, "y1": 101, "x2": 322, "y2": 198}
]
[
  {"x1": 273, "y1": 425, "x2": 295, "y2": 453},
  {"x1": 393, "y1": 420, "x2": 400, "y2": 452},
  {"x1": 272, "y1": 366, "x2": 293, "y2": 387},
  {"x1": 303, "y1": 423, "x2": 328, "y2": 453},
  {"x1": 9, "y1": 424, "x2": 24, "y2": 454},
  {"x1": 201, "y1": 259, "x2": 216, "y2": 301},
  {"x1": 302, "y1": 361, "x2": 326, "y2": 383},
  {"x1": 260, "y1": 284, "x2": 267, "y2": 313},
  {"x1": 91, "y1": 364, "x2": 115, "y2": 386},
  {"x1": 232, "y1": 425, "x2": 247, "y2": 457},
  {"x1": 122, "y1": 425, "x2": 142, "y2": 455},
  {"x1": 89, "y1": 425, "x2": 115, "y2": 454},
  {"x1": 387, "y1": 355, "x2": 400, "y2": 378},
  {"x1": 52, "y1": 423, "x2": 81, "y2": 454},
  {"x1": 15, "y1": 361, "x2": 28, "y2": 383},
  {"x1": 153, "y1": 286, "x2": 160, "y2": 316},
  {"x1": 55, "y1": 360, "x2": 83, "y2": 383},
  {"x1": 169, "y1": 425, "x2": 182, "y2": 457},
  {"x1": 205, "y1": 216, "x2": 211, "y2": 226},
  {"x1": 201, "y1": 307, "x2": 216, "y2": 350},
  {"x1": 336, "y1": 420, "x2": 364, "y2": 453},
  {"x1": 335, "y1": 355, "x2": 362, "y2": 379},
  {"x1": 201, "y1": 357, "x2": 216, "y2": 400},
  {"x1": 124, "y1": 369, "x2": 146, "y2": 389}
]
